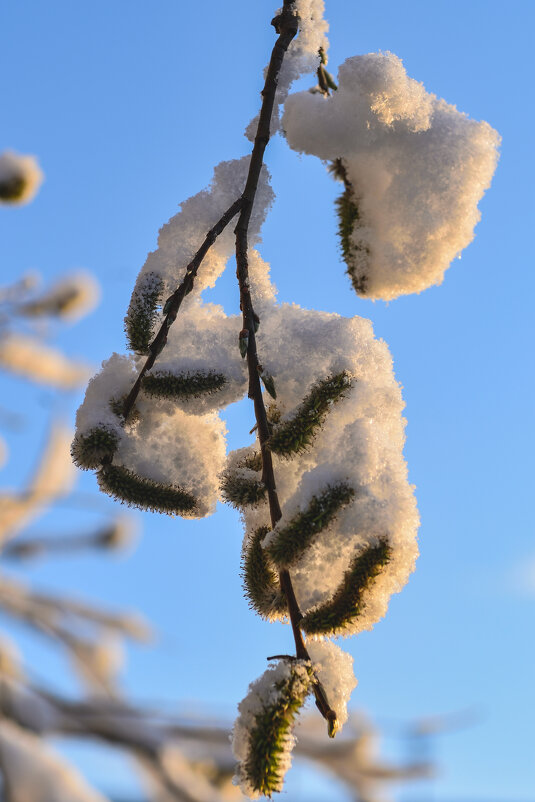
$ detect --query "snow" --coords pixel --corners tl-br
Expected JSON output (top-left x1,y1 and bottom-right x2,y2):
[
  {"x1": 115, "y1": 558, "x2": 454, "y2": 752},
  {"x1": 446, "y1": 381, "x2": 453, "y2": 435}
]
[
  {"x1": 135, "y1": 157, "x2": 273, "y2": 299},
  {"x1": 232, "y1": 258, "x2": 419, "y2": 634},
  {"x1": 283, "y1": 52, "x2": 500, "y2": 299},
  {"x1": 307, "y1": 640, "x2": 357, "y2": 728},
  {"x1": 71, "y1": 28, "x2": 500, "y2": 791}
]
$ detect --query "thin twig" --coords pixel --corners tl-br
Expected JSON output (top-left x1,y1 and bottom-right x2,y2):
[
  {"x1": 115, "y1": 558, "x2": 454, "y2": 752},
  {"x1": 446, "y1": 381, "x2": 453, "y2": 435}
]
[
  {"x1": 122, "y1": 197, "x2": 244, "y2": 421},
  {"x1": 234, "y1": 1, "x2": 338, "y2": 730}
]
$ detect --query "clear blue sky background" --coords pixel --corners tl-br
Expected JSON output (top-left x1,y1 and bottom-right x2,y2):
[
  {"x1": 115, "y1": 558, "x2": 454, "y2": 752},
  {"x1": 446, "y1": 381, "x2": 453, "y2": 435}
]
[{"x1": 1, "y1": 1, "x2": 534, "y2": 800}]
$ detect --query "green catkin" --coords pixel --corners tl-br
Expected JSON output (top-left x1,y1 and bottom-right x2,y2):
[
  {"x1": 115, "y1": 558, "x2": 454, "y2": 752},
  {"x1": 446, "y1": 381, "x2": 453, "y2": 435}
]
[
  {"x1": 97, "y1": 464, "x2": 197, "y2": 516},
  {"x1": 71, "y1": 427, "x2": 119, "y2": 470},
  {"x1": 242, "y1": 664, "x2": 313, "y2": 798},
  {"x1": 241, "y1": 451, "x2": 263, "y2": 472},
  {"x1": 242, "y1": 527, "x2": 286, "y2": 618},
  {"x1": 141, "y1": 370, "x2": 227, "y2": 400},
  {"x1": 124, "y1": 272, "x2": 164, "y2": 354},
  {"x1": 302, "y1": 540, "x2": 392, "y2": 636},
  {"x1": 220, "y1": 472, "x2": 267, "y2": 508},
  {"x1": 330, "y1": 158, "x2": 369, "y2": 295},
  {"x1": 267, "y1": 483, "x2": 356, "y2": 570},
  {"x1": 268, "y1": 371, "x2": 352, "y2": 458}
]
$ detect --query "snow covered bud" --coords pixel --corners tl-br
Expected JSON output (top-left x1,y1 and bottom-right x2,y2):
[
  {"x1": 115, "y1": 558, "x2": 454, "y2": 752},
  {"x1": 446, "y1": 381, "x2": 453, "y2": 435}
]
[
  {"x1": 268, "y1": 371, "x2": 351, "y2": 457},
  {"x1": 266, "y1": 483, "x2": 355, "y2": 570},
  {"x1": 124, "y1": 272, "x2": 164, "y2": 354},
  {"x1": 19, "y1": 271, "x2": 100, "y2": 322},
  {"x1": 141, "y1": 369, "x2": 227, "y2": 400},
  {"x1": 71, "y1": 425, "x2": 119, "y2": 470},
  {"x1": 0, "y1": 150, "x2": 43, "y2": 205},
  {"x1": 232, "y1": 660, "x2": 313, "y2": 799},
  {"x1": 239, "y1": 328, "x2": 249, "y2": 358},
  {"x1": 302, "y1": 539, "x2": 391, "y2": 636},
  {"x1": 307, "y1": 641, "x2": 358, "y2": 732},
  {"x1": 283, "y1": 52, "x2": 500, "y2": 300},
  {"x1": 95, "y1": 515, "x2": 138, "y2": 551},
  {"x1": 220, "y1": 450, "x2": 267, "y2": 508},
  {"x1": 242, "y1": 526, "x2": 286, "y2": 619},
  {"x1": 97, "y1": 463, "x2": 197, "y2": 516}
]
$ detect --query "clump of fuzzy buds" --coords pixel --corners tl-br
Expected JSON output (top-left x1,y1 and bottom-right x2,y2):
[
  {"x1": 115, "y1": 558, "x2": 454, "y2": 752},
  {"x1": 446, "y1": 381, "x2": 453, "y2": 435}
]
[
  {"x1": 220, "y1": 470, "x2": 267, "y2": 509},
  {"x1": 242, "y1": 527, "x2": 286, "y2": 619}
]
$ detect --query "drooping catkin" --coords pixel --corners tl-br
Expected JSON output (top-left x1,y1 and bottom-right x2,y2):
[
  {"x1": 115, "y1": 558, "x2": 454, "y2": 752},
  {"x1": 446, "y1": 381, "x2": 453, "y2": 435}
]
[
  {"x1": 97, "y1": 463, "x2": 197, "y2": 516},
  {"x1": 124, "y1": 272, "x2": 164, "y2": 355},
  {"x1": 335, "y1": 182, "x2": 369, "y2": 295},
  {"x1": 268, "y1": 371, "x2": 352, "y2": 457},
  {"x1": 242, "y1": 527, "x2": 286, "y2": 619},
  {"x1": 141, "y1": 369, "x2": 227, "y2": 400},
  {"x1": 232, "y1": 661, "x2": 313, "y2": 799},
  {"x1": 266, "y1": 483, "x2": 355, "y2": 570},
  {"x1": 302, "y1": 540, "x2": 391, "y2": 636}
]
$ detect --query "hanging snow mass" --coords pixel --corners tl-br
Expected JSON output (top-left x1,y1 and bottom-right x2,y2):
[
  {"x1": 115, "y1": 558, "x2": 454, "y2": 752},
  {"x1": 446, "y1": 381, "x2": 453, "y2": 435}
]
[{"x1": 282, "y1": 51, "x2": 500, "y2": 300}]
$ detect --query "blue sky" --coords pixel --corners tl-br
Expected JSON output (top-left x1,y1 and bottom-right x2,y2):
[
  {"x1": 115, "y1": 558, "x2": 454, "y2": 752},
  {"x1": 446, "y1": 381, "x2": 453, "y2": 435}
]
[{"x1": 1, "y1": 1, "x2": 534, "y2": 800}]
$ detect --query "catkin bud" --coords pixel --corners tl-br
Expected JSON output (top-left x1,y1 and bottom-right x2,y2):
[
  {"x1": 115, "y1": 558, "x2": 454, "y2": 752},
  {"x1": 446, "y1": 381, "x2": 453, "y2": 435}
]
[
  {"x1": 232, "y1": 660, "x2": 313, "y2": 799},
  {"x1": 302, "y1": 540, "x2": 391, "y2": 636},
  {"x1": 142, "y1": 369, "x2": 227, "y2": 400},
  {"x1": 242, "y1": 527, "x2": 286, "y2": 619},
  {"x1": 71, "y1": 426, "x2": 119, "y2": 470},
  {"x1": 266, "y1": 483, "x2": 355, "y2": 570},
  {"x1": 268, "y1": 371, "x2": 352, "y2": 457},
  {"x1": 97, "y1": 463, "x2": 197, "y2": 516},
  {"x1": 220, "y1": 470, "x2": 267, "y2": 508},
  {"x1": 124, "y1": 272, "x2": 164, "y2": 354}
]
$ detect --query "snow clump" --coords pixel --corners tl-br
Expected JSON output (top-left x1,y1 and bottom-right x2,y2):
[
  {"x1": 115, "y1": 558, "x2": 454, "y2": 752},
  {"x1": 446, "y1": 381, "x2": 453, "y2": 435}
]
[
  {"x1": 282, "y1": 52, "x2": 500, "y2": 299},
  {"x1": 307, "y1": 640, "x2": 357, "y2": 728}
]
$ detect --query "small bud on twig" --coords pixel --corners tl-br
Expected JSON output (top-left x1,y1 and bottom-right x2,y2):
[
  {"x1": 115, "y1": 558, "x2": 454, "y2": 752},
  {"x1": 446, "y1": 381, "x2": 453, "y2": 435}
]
[{"x1": 239, "y1": 328, "x2": 249, "y2": 358}]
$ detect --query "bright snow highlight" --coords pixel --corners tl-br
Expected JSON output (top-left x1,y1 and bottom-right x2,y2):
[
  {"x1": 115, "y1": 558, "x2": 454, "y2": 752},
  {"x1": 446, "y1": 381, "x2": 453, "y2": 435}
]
[{"x1": 283, "y1": 52, "x2": 500, "y2": 299}]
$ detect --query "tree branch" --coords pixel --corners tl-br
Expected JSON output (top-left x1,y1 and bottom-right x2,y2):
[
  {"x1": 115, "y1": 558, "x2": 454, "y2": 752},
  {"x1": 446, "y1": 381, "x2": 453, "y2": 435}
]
[
  {"x1": 234, "y1": 1, "x2": 338, "y2": 732},
  {"x1": 122, "y1": 197, "x2": 244, "y2": 421}
]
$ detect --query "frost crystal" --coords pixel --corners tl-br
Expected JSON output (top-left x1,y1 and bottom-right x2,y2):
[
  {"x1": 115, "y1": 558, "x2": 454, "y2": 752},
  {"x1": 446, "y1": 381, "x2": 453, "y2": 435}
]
[{"x1": 283, "y1": 52, "x2": 500, "y2": 299}]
